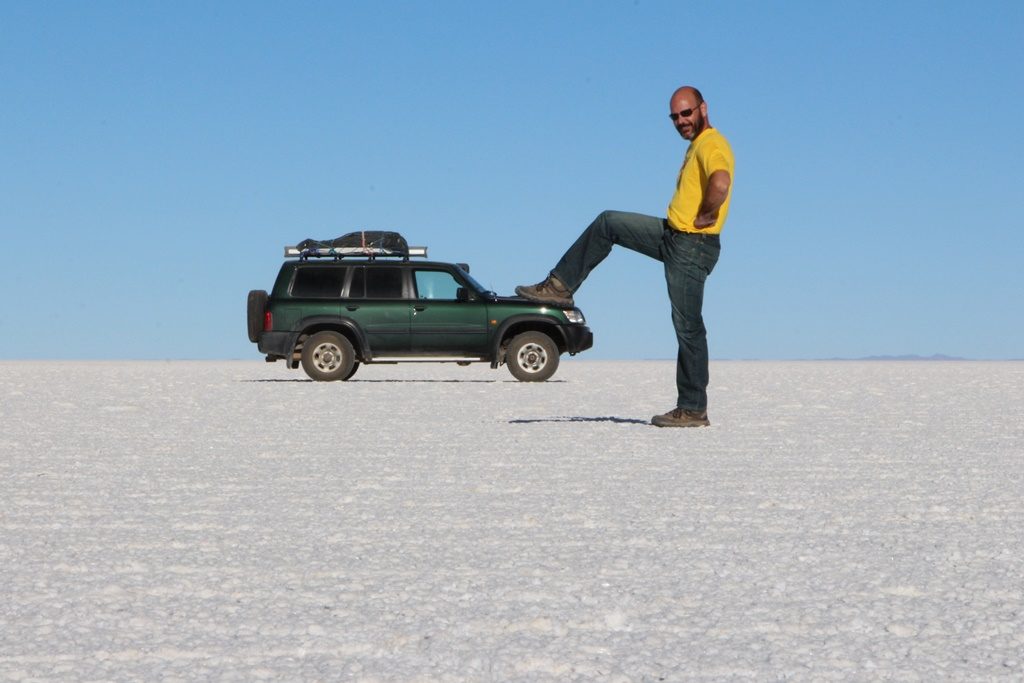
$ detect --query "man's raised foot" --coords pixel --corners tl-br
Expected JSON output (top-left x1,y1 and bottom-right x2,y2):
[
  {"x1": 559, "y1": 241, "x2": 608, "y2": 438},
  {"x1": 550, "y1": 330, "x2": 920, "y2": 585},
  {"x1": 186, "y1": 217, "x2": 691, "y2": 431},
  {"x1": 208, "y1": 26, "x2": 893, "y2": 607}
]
[
  {"x1": 515, "y1": 274, "x2": 575, "y2": 308},
  {"x1": 651, "y1": 407, "x2": 710, "y2": 428}
]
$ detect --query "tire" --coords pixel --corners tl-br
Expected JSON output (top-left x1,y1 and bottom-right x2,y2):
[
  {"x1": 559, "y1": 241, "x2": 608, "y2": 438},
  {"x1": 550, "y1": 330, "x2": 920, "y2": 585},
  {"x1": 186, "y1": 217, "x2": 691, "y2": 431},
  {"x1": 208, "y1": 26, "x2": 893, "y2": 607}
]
[
  {"x1": 343, "y1": 362, "x2": 360, "y2": 381},
  {"x1": 506, "y1": 331, "x2": 560, "y2": 382},
  {"x1": 301, "y1": 332, "x2": 355, "y2": 381},
  {"x1": 247, "y1": 290, "x2": 268, "y2": 342}
]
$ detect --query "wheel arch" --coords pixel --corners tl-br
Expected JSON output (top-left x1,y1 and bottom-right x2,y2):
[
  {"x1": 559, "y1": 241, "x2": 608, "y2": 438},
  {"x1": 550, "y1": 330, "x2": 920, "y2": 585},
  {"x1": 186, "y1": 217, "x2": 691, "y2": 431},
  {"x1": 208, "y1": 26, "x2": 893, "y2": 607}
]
[
  {"x1": 292, "y1": 316, "x2": 370, "y2": 362},
  {"x1": 491, "y1": 316, "x2": 568, "y2": 366}
]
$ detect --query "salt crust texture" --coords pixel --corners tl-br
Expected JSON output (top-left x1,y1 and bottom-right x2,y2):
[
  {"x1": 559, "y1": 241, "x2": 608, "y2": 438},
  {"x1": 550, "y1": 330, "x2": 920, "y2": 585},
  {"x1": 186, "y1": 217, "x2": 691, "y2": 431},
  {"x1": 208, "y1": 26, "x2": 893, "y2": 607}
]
[{"x1": 1, "y1": 360, "x2": 1022, "y2": 681}]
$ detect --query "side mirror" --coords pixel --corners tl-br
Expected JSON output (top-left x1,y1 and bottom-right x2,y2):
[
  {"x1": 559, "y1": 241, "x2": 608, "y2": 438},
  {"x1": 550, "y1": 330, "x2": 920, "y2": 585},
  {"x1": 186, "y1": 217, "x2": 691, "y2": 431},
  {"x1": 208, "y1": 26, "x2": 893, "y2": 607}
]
[{"x1": 456, "y1": 287, "x2": 470, "y2": 302}]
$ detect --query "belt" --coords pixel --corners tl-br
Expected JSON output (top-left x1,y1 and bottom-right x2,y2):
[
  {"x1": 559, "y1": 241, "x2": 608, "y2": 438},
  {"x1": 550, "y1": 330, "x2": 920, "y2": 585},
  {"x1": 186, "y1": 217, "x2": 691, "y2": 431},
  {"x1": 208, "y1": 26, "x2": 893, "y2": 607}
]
[{"x1": 666, "y1": 225, "x2": 720, "y2": 244}]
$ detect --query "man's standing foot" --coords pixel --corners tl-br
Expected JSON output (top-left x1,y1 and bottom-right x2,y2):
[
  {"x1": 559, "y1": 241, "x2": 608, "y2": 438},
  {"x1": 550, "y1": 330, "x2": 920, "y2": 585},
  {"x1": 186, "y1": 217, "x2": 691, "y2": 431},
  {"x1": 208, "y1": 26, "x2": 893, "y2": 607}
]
[
  {"x1": 651, "y1": 408, "x2": 710, "y2": 428},
  {"x1": 515, "y1": 274, "x2": 575, "y2": 307}
]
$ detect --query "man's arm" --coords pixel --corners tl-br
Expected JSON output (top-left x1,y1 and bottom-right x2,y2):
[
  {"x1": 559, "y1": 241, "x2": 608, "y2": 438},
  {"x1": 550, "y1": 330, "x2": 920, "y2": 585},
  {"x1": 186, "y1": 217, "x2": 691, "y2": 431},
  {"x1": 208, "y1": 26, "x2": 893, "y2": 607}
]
[{"x1": 694, "y1": 170, "x2": 731, "y2": 228}]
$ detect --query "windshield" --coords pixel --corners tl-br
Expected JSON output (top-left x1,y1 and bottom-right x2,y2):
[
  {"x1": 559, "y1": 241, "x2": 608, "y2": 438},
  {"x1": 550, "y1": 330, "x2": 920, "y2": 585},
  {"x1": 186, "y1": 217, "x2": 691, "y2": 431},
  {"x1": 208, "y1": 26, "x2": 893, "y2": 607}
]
[{"x1": 459, "y1": 268, "x2": 493, "y2": 296}]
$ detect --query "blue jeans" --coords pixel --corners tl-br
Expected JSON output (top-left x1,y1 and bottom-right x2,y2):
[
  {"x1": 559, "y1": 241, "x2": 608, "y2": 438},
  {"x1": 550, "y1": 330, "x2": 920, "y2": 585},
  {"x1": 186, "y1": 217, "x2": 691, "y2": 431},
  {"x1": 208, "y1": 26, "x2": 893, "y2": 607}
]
[{"x1": 551, "y1": 210, "x2": 721, "y2": 411}]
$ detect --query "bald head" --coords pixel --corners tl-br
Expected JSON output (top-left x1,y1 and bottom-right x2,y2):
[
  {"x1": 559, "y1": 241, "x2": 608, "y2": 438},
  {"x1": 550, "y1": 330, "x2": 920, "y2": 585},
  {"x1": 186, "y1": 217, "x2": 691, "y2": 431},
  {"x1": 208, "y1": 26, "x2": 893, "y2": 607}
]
[
  {"x1": 669, "y1": 85, "x2": 709, "y2": 141},
  {"x1": 671, "y1": 86, "x2": 704, "y2": 105}
]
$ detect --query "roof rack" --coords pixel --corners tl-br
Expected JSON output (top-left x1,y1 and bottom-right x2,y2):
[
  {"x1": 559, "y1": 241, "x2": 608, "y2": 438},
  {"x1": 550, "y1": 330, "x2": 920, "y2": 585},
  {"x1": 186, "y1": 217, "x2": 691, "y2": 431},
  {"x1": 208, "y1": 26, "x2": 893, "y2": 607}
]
[
  {"x1": 284, "y1": 244, "x2": 429, "y2": 260},
  {"x1": 284, "y1": 231, "x2": 427, "y2": 261}
]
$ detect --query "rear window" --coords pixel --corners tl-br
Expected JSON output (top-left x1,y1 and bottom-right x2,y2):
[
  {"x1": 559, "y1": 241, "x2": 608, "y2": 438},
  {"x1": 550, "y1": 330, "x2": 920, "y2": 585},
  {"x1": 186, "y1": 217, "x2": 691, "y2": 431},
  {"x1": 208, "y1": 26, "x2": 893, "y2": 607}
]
[{"x1": 291, "y1": 267, "x2": 347, "y2": 298}]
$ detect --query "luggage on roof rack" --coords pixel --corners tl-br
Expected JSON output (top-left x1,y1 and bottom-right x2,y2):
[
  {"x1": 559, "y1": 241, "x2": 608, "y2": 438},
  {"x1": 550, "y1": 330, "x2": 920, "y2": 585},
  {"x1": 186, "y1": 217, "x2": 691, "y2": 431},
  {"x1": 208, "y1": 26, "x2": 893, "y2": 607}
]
[{"x1": 284, "y1": 231, "x2": 427, "y2": 260}]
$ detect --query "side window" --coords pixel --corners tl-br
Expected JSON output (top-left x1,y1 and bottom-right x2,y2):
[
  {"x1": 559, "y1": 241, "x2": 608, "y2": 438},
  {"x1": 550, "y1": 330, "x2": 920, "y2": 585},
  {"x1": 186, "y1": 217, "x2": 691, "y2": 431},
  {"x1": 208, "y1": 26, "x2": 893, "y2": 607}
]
[
  {"x1": 364, "y1": 267, "x2": 404, "y2": 299},
  {"x1": 349, "y1": 267, "x2": 365, "y2": 298},
  {"x1": 414, "y1": 270, "x2": 462, "y2": 300},
  {"x1": 291, "y1": 267, "x2": 347, "y2": 298}
]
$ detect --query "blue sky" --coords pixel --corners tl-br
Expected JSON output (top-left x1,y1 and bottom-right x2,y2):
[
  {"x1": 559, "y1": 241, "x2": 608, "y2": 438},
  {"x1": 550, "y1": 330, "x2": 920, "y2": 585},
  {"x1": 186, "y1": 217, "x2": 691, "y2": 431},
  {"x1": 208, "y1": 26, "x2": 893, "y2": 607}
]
[{"x1": 2, "y1": 1, "x2": 1021, "y2": 360}]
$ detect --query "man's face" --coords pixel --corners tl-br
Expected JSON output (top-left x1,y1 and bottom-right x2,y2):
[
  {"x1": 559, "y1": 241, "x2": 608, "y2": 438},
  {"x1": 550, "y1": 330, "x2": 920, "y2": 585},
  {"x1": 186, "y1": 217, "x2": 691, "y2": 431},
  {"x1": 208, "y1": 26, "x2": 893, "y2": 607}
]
[{"x1": 669, "y1": 93, "x2": 705, "y2": 141}]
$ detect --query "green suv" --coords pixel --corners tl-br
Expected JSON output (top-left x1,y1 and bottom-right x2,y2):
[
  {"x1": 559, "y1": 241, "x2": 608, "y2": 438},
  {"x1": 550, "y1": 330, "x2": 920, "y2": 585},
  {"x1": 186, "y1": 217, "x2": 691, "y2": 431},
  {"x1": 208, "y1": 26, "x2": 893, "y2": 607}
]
[{"x1": 246, "y1": 231, "x2": 593, "y2": 381}]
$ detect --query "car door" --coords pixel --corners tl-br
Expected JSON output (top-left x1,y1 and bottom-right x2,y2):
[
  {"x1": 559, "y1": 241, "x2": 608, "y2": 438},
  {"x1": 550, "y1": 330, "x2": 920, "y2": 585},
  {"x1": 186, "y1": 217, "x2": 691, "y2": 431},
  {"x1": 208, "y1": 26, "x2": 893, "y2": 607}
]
[
  {"x1": 409, "y1": 268, "x2": 489, "y2": 355},
  {"x1": 346, "y1": 265, "x2": 410, "y2": 354}
]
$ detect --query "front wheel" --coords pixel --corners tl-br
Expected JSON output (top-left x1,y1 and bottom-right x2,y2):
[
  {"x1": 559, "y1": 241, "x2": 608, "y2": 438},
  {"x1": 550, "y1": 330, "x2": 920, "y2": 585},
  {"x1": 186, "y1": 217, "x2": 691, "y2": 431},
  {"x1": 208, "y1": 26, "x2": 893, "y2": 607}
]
[
  {"x1": 343, "y1": 361, "x2": 360, "y2": 380},
  {"x1": 301, "y1": 332, "x2": 355, "y2": 381},
  {"x1": 506, "y1": 331, "x2": 560, "y2": 382}
]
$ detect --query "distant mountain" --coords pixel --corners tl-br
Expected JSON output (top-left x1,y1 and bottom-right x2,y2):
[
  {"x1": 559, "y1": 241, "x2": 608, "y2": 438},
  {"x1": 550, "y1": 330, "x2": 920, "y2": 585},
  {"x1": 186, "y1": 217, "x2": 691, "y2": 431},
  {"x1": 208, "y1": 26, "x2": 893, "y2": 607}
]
[
  {"x1": 706, "y1": 355, "x2": 1024, "y2": 361},
  {"x1": 840, "y1": 354, "x2": 969, "y2": 361}
]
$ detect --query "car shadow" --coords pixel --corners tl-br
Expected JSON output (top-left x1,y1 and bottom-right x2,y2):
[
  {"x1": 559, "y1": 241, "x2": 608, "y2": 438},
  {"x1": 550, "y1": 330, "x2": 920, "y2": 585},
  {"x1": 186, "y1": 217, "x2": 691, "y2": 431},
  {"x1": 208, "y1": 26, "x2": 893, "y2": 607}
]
[
  {"x1": 509, "y1": 416, "x2": 648, "y2": 425},
  {"x1": 243, "y1": 379, "x2": 566, "y2": 384}
]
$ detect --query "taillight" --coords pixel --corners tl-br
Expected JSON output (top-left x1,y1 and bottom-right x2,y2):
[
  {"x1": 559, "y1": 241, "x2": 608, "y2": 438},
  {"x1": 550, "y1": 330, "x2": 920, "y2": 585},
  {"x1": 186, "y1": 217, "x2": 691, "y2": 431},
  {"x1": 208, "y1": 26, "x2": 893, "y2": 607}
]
[{"x1": 263, "y1": 311, "x2": 273, "y2": 331}]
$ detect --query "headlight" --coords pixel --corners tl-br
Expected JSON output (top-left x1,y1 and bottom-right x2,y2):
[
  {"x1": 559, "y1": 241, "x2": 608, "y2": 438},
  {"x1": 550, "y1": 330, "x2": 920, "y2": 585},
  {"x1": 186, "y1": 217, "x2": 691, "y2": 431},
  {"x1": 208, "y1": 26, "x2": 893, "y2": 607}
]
[{"x1": 563, "y1": 309, "x2": 585, "y2": 324}]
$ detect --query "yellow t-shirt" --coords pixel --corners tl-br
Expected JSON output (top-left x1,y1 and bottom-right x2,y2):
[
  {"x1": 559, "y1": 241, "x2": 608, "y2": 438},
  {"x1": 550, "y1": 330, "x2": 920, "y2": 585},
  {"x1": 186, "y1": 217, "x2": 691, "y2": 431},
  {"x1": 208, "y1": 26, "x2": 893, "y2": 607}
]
[{"x1": 666, "y1": 128, "x2": 734, "y2": 235}]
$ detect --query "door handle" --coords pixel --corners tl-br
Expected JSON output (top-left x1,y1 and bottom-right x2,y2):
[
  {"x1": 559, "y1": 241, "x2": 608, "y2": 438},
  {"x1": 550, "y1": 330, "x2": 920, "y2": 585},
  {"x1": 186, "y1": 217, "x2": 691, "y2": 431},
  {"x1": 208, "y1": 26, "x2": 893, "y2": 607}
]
[{"x1": 346, "y1": 305, "x2": 360, "y2": 311}]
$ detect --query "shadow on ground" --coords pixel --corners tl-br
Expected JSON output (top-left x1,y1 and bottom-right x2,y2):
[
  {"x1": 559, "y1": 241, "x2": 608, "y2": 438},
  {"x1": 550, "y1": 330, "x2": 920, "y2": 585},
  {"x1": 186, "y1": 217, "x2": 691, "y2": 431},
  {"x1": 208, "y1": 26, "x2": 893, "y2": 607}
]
[
  {"x1": 243, "y1": 379, "x2": 565, "y2": 384},
  {"x1": 509, "y1": 416, "x2": 648, "y2": 425}
]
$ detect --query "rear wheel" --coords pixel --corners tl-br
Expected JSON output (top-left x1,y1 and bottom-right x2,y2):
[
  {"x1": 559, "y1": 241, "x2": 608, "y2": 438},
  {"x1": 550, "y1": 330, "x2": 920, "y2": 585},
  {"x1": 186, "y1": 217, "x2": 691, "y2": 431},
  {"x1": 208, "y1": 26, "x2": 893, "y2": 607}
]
[
  {"x1": 506, "y1": 331, "x2": 559, "y2": 382},
  {"x1": 301, "y1": 332, "x2": 355, "y2": 381}
]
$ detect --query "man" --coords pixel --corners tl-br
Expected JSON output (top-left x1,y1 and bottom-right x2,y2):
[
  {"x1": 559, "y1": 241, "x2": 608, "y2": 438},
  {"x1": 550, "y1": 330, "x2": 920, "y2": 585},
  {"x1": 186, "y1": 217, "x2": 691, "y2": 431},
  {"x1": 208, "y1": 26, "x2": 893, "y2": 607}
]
[{"x1": 515, "y1": 86, "x2": 734, "y2": 428}]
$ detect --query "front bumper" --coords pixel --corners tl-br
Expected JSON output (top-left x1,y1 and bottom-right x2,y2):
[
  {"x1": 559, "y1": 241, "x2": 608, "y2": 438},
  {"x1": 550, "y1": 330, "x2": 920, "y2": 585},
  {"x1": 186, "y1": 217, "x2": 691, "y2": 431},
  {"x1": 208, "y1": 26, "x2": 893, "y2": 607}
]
[{"x1": 564, "y1": 325, "x2": 594, "y2": 354}]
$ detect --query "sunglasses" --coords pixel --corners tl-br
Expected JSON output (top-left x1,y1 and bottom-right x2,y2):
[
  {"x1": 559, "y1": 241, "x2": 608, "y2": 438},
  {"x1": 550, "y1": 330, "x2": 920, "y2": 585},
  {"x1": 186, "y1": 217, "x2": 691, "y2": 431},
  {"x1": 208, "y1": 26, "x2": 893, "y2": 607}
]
[{"x1": 668, "y1": 104, "x2": 702, "y2": 122}]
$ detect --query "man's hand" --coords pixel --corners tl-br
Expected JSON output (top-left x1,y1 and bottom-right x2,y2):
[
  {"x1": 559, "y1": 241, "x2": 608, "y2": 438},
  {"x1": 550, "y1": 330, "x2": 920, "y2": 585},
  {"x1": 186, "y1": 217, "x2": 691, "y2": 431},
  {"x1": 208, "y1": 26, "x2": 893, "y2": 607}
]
[
  {"x1": 694, "y1": 170, "x2": 731, "y2": 229},
  {"x1": 693, "y1": 210, "x2": 719, "y2": 228}
]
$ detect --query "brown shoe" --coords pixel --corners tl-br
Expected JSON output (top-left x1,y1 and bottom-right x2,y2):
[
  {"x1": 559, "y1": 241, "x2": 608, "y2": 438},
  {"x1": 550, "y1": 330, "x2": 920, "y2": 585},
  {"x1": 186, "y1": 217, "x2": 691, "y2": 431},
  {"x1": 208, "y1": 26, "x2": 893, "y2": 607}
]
[
  {"x1": 651, "y1": 408, "x2": 710, "y2": 428},
  {"x1": 515, "y1": 274, "x2": 574, "y2": 307}
]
